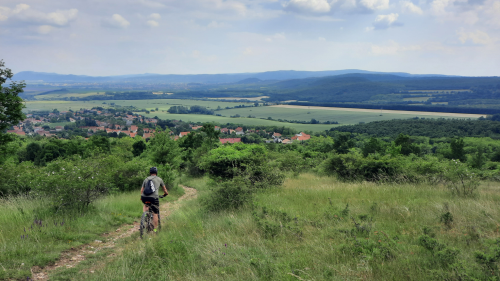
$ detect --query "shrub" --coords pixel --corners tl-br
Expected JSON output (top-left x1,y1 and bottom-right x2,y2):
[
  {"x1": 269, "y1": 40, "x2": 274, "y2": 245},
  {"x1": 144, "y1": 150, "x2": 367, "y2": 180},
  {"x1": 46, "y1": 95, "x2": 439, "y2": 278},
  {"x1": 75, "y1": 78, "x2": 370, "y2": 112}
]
[
  {"x1": 113, "y1": 158, "x2": 151, "y2": 191},
  {"x1": 201, "y1": 178, "x2": 252, "y2": 212},
  {"x1": 322, "y1": 153, "x2": 401, "y2": 181},
  {"x1": 32, "y1": 155, "x2": 116, "y2": 211},
  {"x1": 443, "y1": 160, "x2": 480, "y2": 197}
]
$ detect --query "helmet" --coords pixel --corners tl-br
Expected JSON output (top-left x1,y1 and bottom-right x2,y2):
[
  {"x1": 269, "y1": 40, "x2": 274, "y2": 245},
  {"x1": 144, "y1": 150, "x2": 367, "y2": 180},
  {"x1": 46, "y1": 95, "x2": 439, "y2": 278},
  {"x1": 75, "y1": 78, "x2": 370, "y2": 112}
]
[{"x1": 149, "y1": 167, "x2": 158, "y2": 174}]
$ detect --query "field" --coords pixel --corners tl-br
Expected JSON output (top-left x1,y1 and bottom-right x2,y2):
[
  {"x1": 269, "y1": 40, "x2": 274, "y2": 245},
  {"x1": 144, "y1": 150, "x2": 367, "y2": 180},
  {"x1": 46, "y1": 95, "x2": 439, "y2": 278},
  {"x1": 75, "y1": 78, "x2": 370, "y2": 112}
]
[
  {"x1": 24, "y1": 99, "x2": 485, "y2": 132},
  {"x1": 50, "y1": 174, "x2": 500, "y2": 281}
]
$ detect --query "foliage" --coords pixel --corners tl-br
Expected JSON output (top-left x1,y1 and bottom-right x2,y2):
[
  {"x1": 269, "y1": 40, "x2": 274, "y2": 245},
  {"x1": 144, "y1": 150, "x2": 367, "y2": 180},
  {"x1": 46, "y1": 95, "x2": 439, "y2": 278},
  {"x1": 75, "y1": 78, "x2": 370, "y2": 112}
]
[
  {"x1": 201, "y1": 177, "x2": 252, "y2": 212},
  {"x1": 443, "y1": 160, "x2": 480, "y2": 197},
  {"x1": 32, "y1": 156, "x2": 116, "y2": 210},
  {"x1": 0, "y1": 60, "x2": 26, "y2": 162},
  {"x1": 147, "y1": 129, "x2": 182, "y2": 169}
]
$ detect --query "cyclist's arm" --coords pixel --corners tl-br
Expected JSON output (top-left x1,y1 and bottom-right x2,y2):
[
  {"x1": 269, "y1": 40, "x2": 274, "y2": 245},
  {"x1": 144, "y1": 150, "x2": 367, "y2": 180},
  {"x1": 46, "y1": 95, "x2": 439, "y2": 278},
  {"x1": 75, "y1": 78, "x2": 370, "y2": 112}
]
[
  {"x1": 140, "y1": 186, "x2": 144, "y2": 194},
  {"x1": 162, "y1": 184, "x2": 168, "y2": 196}
]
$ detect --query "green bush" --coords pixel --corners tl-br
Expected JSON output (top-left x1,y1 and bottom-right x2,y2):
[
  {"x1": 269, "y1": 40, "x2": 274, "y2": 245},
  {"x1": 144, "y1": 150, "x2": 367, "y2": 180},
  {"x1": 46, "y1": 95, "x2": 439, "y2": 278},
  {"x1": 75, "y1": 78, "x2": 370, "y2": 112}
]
[
  {"x1": 201, "y1": 178, "x2": 252, "y2": 212},
  {"x1": 113, "y1": 158, "x2": 151, "y2": 191},
  {"x1": 322, "y1": 153, "x2": 401, "y2": 181},
  {"x1": 0, "y1": 161, "x2": 36, "y2": 196},
  {"x1": 32, "y1": 155, "x2": 116, "y2": 210}
]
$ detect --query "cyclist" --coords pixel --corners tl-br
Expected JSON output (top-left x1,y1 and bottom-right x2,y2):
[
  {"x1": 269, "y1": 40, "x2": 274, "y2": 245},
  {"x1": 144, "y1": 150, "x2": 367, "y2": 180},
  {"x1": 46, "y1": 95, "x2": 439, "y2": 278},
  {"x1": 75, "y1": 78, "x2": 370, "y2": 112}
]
[{"x1": 141, "y1": 167, "x2": 168, "y2": 232}]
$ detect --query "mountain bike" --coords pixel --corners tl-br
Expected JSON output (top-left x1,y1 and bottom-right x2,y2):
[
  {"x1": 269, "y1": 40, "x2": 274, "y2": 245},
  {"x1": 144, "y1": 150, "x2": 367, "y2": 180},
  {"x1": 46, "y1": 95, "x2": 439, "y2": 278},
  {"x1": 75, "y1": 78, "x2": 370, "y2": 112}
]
[{"x1": 140, "y1": 194, "x2": 166, "y2": 239}]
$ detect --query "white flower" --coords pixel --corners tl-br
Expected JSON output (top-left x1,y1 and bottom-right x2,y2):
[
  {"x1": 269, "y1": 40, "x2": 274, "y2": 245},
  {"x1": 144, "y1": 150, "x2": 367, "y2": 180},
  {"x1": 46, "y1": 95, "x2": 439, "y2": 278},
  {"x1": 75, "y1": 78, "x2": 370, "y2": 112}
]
[{"x1": 62, "y1": 168, "x2": 65, "y2": 171}]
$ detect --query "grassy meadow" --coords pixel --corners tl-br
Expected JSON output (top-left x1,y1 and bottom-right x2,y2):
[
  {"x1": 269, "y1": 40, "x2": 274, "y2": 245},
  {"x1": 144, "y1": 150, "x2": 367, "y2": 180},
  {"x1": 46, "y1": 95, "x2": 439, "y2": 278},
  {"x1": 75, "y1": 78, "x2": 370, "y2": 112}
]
[
  {"x1": 59, "y1": 174, "x2": 500, "y2": 281},
  {"x1": 0, "y1": 186, "x2": 184, "y2": 280}
]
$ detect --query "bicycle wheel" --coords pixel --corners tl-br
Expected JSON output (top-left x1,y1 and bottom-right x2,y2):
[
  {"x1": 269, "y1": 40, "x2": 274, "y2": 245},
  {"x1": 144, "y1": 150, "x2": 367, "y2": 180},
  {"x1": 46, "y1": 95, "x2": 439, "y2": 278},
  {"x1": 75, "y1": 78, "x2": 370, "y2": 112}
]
[
  {"x1": 140, "y1": 211, "x2": 148, "y2": 239},
  {"x1": 158, "y1": 212, "x2": 161, "y2": 231}
]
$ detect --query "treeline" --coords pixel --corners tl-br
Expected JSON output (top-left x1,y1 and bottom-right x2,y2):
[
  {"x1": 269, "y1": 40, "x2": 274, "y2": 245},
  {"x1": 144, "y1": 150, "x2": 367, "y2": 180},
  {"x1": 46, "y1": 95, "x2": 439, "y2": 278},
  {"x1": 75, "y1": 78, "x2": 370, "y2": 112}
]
[
  {"x1": 167, "y1": 105, "x2": 214, "y2": 115},
  {"x1": 326, "y1": 118, "x2": 500, "y2": 139}
]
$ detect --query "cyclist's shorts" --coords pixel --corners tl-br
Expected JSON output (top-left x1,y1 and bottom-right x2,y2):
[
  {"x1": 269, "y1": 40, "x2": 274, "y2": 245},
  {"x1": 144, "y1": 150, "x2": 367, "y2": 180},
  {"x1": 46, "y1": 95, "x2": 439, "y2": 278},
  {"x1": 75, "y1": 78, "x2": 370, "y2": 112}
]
[{"x1": 141, "y1": 196, "x2": 159, "y2": 214}]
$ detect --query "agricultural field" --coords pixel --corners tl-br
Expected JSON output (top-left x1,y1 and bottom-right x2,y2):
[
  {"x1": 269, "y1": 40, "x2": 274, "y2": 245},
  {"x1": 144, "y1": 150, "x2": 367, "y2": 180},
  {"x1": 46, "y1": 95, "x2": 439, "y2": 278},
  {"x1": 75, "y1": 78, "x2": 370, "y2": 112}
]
[{"x1": 24, "y1": 99, "x2": 485, "y2": 132}]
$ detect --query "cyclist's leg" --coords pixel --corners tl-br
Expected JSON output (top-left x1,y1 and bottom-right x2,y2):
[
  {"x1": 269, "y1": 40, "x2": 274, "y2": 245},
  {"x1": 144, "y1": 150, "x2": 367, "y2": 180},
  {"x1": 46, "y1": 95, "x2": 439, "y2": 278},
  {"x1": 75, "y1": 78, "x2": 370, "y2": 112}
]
[
  {"x1": 153, "y1": 213, "x2": 159, "y2": 229},
  {"x1": 151, "y1": 199, "x2": 160, "y2": 230}
]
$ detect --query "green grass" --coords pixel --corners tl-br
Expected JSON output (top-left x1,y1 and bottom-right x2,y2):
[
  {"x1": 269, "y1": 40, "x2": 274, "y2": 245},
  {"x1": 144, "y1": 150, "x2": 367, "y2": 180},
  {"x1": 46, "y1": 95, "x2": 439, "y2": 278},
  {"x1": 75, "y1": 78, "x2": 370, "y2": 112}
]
[
  {"x1": 23, "y1": 99, "x2": 252, "y2": 113},
  {"x1": 0, "y1": 186, "x2": 184, "y2": 280},
  {"x1": 82, "y1": 174, "x2": 500, "y2": 280},
  {"x1": 216, "y1": 105, "x2": 474, "y2": 124}
]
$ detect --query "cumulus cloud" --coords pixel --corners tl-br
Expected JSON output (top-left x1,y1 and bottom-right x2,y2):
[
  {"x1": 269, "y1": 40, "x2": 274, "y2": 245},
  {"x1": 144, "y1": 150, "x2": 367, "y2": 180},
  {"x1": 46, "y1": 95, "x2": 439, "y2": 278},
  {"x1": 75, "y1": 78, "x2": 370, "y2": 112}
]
[
  {"x1": 284, "y1": 0, "x2": 331, "y2": 14},
  {"x1": 0, "y1": 4, "x2": 78, "y2": 26},
  {"x1": 147, "y1": 20, "x2": 159, "y2": 27},
  {"x1": 102, "y1": 14, "x2": 130, "y2": 28},
  {"x1": 400, "y1": 1, "x2": 423, "y2": 14},
  {"x1": 372, "y1": 13, "x2": 403, "y2": 29},
  {"x1": 457, "y1": 29, "x2": 493, "y2": 45},
  {"x1": 149, "y1": 13, "x2": 161, "y2": 20},
  {"x1": 359, "y1": 0, "x2": 389, "y2": 11}
]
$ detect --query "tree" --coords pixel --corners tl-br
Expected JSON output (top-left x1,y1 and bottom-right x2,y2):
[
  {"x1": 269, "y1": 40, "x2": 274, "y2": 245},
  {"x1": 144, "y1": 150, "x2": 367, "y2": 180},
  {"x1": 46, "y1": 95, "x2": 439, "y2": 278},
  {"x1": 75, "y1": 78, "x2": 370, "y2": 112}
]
[
  {"x1": 450, "y1": 138, "x2": 466, "y2": 162},
  {"x1": 0, "y1": 60, "x2": 26, "y2": 161}
]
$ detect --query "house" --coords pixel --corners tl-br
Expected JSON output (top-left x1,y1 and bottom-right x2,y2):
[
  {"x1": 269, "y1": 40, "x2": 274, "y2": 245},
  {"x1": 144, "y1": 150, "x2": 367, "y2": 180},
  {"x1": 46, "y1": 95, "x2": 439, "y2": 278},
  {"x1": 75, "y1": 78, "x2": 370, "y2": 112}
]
[
  {"x1": 143, "y1": 133, "x2": 152, "y2": 139},
  {"x1": 220, "y1": 128, "x2": 229, "y2": 134},
  {"x1": 220, "y1": 138, "x2": 241, "y2": 144},
  {"x1": 192, "y1": 126, "x2": 203, "y2": 130},
  {"x1": 282, "y1": 139, "x2": 292, "y2": 144},
  {"x1": 55, "y1": 126, "x2": 64, "y2": 131},
  {"x1": 273, "y1": 132, "x2": 282, "y2": 138},
  {"x1": 69, "y1": 118, "x2": 76, "y2": 122},
  {"x1": 291, "y1": 132, "x2": 311, "y2": 141},
  {"x1": 215, "y1": 126, "x2": 220, "y2": 131},
  {"x1": 179, "y1": 132, "x2": 190, "y2": 138},
  {"x1": 130, "y1": 125, "x2": 138, "y2": 132},
  {"x1": 115, "y1": 124, "x2": 121, "y2": 129},
  {"x1": 235, "y1": 127, "x2": 243, "y2": 132}
]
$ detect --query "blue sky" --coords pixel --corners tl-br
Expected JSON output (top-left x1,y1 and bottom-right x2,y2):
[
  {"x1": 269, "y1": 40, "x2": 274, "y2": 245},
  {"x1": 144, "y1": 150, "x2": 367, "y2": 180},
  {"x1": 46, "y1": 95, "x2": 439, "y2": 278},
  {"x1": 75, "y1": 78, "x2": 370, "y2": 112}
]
[{"x1": 0, "y1": 0, "x2": 499, "y2": 76}]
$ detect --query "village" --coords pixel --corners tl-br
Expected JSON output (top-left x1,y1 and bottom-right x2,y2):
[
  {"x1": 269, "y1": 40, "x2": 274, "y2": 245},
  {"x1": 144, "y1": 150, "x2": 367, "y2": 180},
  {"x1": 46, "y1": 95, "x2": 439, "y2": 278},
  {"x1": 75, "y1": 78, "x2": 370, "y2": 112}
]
[{"x1": 6, "y1": 107, "x2": 311, "y2": 144}]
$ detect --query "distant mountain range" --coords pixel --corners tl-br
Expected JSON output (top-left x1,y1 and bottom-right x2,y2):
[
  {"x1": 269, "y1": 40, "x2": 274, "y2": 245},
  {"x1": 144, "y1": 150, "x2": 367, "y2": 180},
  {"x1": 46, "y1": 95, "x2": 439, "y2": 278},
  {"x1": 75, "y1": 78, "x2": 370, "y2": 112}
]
[{"x1": 13, "y1": 70, "x2": 457, "y2": 84}]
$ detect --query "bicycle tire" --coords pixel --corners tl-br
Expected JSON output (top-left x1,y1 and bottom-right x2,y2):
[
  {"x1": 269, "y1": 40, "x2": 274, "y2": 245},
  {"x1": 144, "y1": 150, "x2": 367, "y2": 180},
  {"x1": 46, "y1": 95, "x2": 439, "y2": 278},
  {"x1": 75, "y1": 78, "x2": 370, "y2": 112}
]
[
  {"x1": 140, "y1": 211, "x2": 148, "y2": 239},
  {"x1": 158, "y1": 212, "x2": 161, "y2": 231}
]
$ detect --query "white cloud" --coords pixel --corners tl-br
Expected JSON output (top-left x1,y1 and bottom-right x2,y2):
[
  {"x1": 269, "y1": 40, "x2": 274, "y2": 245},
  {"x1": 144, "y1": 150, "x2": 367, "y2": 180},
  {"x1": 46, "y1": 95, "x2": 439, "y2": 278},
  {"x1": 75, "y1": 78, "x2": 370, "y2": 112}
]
[
  {"x1": 13, "y1": 4, "x2": 30, "y2": 14},
  {"x1": 0, "y1": 7, "x2": 10, "y2": 21},
  {"x1": 0, "y1": 4, "x2": 78, "y2": 26},
  {"x1": 400, "y1": 1, "x2": 423, "y2": 14},
  {"x1": 102, "y1": 14, "x2": 130, "y2": 28},
  {"x1": 372, "y1": 13, "x2": 402, "y2": 29},
  {"x1": 284, "y1": 0, "x2": 331, "y2": 14},
  {"x1": 265, "y1": 32, "x2": 287, "y2": 42},
  {"x1": 149, "y1": 13, "x2": 161, "y2": 20},
  {"x1": 318, "y1": 36, "x2": 326, "y2": 41},
  {"x1": 38, "y1": 25, "x2": 53, "y2": 34},
  {"x1": 457, "y1": 29, "x2": 493, "y2": 45},
  {"x1": 359, "y1": 0, "x2": 390, "y2": 11},
  {"x1": 147, "y1": 20, "x2": 159, "y2": 27}
]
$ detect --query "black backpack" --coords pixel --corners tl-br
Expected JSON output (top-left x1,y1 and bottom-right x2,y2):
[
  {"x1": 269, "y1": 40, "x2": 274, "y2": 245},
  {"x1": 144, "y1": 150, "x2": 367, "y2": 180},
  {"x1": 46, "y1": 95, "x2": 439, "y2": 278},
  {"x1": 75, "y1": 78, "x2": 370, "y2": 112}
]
[{"x1": 144, "y1": 177, "x2": 157, "y2": 196}]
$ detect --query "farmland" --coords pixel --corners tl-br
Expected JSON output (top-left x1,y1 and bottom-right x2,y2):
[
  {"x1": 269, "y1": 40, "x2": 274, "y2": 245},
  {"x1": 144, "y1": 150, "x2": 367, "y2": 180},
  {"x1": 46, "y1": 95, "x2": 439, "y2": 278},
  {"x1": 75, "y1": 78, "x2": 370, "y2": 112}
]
[{"x1": 23, "y1": 99, "x2": 485, "y2": 132}]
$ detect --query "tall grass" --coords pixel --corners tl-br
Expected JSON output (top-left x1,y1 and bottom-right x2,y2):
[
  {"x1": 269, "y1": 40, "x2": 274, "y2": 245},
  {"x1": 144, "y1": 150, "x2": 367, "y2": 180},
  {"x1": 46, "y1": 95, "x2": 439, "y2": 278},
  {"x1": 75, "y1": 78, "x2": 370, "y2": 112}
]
[
  {"x1": 0, "y1": 185, "x2": 184, "y2": 280},
  {"x1": 84, "y1": 174, "x2": 500, "y2": 280}
]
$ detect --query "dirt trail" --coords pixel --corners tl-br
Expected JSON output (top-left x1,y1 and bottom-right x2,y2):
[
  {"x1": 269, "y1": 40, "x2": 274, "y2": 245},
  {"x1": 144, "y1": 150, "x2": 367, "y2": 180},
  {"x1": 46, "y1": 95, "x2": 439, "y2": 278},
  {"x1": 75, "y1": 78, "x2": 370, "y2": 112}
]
[{"x1": 31, "y1": 185, "x2": 197, "y2": 280}]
